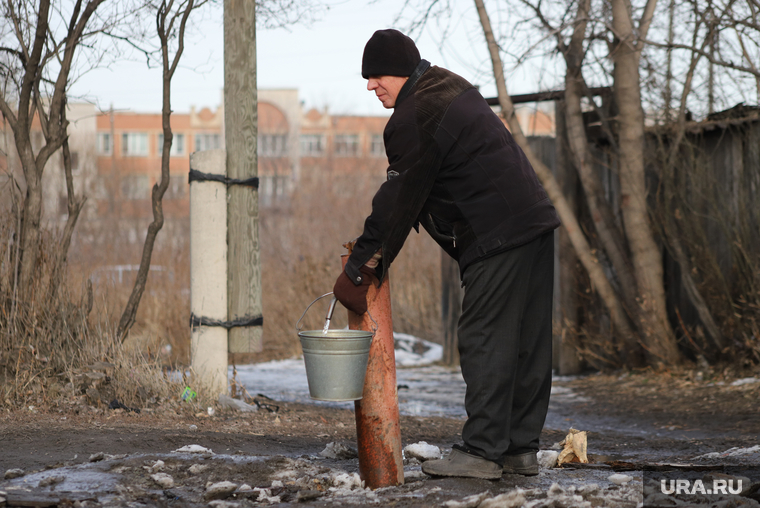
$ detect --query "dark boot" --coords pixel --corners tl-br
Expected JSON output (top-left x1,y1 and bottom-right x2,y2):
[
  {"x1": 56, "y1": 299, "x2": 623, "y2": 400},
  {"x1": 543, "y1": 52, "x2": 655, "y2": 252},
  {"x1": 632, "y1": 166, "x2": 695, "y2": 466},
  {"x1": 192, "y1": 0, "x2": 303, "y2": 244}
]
[
  {"x1": 502, "y1": 451, "x2": 539, "y2": 476},
  {"x1": 421, "y1": 448, "x2": 501, "y2": 480}
]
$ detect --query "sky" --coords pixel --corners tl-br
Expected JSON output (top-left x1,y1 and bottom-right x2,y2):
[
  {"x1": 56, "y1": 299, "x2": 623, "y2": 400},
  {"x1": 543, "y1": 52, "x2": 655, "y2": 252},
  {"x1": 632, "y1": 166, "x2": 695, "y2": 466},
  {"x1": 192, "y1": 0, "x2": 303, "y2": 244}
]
[{"x1": 68, "y1": 0, "x2": 550, "y2": 117}]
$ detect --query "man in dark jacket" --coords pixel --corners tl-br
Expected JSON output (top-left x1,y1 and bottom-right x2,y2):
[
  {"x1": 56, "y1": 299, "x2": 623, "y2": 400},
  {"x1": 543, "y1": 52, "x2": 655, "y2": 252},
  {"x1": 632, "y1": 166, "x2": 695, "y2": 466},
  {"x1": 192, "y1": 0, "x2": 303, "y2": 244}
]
[{"x1": 333, "y1": 29, "x2": 561, "y2": 480}]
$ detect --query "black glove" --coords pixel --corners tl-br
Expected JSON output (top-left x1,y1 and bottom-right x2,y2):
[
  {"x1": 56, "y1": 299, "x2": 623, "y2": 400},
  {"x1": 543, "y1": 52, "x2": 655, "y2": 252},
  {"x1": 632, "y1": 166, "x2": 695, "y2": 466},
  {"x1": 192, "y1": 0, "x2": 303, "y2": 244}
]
[{"x1": 332, "y1": 265, "x2": 378, "y2": 315}]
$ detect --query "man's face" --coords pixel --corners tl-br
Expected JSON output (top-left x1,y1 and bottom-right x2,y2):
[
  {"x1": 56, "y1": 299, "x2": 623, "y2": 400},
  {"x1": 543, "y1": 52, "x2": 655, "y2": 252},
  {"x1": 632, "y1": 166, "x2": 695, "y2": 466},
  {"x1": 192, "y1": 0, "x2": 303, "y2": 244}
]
[{"x1": 367, "y1": 75, "x2": 408, "y2": 109}]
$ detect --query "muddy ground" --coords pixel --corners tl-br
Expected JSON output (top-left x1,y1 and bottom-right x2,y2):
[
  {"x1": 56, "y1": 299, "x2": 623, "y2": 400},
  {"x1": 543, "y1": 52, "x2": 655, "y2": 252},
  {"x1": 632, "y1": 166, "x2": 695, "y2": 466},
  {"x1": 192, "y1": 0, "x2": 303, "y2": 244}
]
[{"x1": 1, "y1": 368, "x2": 759, "y2": 507}]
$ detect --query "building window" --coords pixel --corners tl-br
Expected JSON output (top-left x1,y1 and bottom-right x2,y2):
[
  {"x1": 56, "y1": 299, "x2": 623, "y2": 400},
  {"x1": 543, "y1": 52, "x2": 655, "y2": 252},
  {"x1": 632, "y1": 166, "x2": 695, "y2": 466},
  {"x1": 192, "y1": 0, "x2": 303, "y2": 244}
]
[
  {"x1": 166, "y1": 175, "x2": 186, "y2": 199},
  {"x1": 259, "y1": 134, "x2": 287, "y2": 157},
  {"x1": 121, "y1": 132, "x2": 148, "y2": 156},
  {"x1": 275, "y1": 176, "x2": 287, "y2": 197},
  {"x1": 300, "y1": 134, "x2": 324, "y2": 156},
  {"x1": 120, "y1": 174, "x2": 149, "y2": 199},
  {"x1": 370, "y1": 134, "x2": 385, "y2": 157},
  {"x1": 97, "y1": 133, "x2": 112, "y2": 155},
  {"x1": 334, "y1": 134, "x2": 359, "y2": 157},
  {"x1": 195, "y1": 133, "x2": 221, "y2": 152},
  {"x1": 158, "y1": 133, "x2": 185, "y2": 156}
]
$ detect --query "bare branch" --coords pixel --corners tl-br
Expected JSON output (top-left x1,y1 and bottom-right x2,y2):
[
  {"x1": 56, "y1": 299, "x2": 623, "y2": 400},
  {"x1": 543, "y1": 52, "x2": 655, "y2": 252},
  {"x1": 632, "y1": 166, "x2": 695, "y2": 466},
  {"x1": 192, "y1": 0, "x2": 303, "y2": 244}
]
[
  {"x1": 638, "y1": 0, "x2": 658, "y2": 46},
  {"x1": 17, "y1": 0, "x2": 52, "y2": 133},
  {"x1": 642, "y1": 35, "x2": 758, "y2": 77},
  {"x1": 735, "y1": 27, "x2": 760, "y2": 97},
  {"x1": 473, "y1": 0, "x2": 638, "y2": 345}
]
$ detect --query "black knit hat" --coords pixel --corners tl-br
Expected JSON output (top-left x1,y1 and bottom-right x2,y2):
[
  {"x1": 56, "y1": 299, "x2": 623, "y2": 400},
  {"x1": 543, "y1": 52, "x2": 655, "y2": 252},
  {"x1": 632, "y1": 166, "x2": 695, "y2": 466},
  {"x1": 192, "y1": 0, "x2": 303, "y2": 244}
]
[{"x1": 361, "y1": 29, "x2": 421, "y2": 79}]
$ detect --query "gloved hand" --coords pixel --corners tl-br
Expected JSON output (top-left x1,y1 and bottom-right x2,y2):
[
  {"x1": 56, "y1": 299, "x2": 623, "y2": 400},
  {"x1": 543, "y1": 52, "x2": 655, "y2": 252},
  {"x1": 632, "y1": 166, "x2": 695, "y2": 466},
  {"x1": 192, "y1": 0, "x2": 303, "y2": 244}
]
[{"x1": 332, "y1": 265, "x2": 378, "y2": 315}]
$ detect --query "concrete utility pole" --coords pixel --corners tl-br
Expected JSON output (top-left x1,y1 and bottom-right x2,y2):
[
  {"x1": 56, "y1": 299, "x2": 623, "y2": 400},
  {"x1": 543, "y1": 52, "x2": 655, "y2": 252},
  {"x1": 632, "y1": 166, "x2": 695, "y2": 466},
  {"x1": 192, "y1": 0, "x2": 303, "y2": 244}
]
[
  {"x1": 224, "y1": 0, "x2": 263, "y2": 353},
  {"x1": 190, "y1": 150, "x2": 228, "y2": 395}
]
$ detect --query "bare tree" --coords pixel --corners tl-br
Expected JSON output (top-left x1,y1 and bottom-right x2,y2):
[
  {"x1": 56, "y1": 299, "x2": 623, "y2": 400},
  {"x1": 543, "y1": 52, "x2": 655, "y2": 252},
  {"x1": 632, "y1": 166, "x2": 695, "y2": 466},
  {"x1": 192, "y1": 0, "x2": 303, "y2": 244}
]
[
  {"x1": 113, "y1": 0, "x2": 326, "y2": 343},
  {"x1": 48, "y1": 98, "x2": 87, "y2": 298},
  {"x1": 606, "y1": 0, "x2": 683, "y2": 365},
  {"x1": 473, "y1": 0, "x2": 638, "y2": 345},
  {"x1": 520, "y1": 0, "x2": 643, "y2": 340},
  {"x1": 116, "y1": 0, "x2": 206, "y2": 342},
  {"x1": 400, "y1": 0, "x2": 760, "y2": 366},
  {"x1": 0, "y1": 0, "x2": 112, "y2": 302}
]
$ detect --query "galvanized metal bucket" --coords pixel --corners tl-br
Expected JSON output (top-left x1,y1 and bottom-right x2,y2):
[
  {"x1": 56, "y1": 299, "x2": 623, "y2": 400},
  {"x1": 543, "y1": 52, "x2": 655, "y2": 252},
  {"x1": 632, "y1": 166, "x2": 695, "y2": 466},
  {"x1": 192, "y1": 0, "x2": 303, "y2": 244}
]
[{"x1": 296, "y1": 293, "x2": 375, "y2": 402}]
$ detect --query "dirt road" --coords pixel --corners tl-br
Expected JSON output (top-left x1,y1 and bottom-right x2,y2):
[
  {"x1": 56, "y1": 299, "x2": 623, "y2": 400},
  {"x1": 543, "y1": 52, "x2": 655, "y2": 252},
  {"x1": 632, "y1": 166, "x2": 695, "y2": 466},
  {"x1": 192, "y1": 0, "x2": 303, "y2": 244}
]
[{"x1": 1, "y1": 370, "x2": 759, "y2": 507}]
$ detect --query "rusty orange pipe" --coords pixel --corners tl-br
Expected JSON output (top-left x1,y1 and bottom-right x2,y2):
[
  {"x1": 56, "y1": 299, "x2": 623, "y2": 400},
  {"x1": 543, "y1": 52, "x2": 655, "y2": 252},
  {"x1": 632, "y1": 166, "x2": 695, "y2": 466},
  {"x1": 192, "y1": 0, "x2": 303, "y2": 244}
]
[{"x1": 342, "y1": 254, "x2": 404, "y2": 489}]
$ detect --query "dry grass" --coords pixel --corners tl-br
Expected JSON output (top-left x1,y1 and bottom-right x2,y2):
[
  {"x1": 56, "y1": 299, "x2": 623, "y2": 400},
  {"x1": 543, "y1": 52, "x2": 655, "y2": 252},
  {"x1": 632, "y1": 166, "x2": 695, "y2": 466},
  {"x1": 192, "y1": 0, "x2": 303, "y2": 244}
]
[
  {"x1": 256, "y1": 173, "x2": 442, "y2": 361},
  {"x1": 0, "y1": 212, "x2": 187, "y2": 409},
  {"x1": 2, "y1": 170, "x2": 444, "y2": 409}
]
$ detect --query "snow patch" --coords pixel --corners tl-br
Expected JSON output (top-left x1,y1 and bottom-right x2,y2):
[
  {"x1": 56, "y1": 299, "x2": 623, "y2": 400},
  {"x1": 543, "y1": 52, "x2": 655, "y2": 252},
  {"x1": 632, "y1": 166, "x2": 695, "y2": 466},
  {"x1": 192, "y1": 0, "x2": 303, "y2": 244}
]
[
  {"x1": 394, "y1": 333, "x2": 442, "y2": 366},
  {"x1": 173, "y1": 444, "x2": 213, "y2": 454},
  {"x1": 731, "y1": 377, "x2": 759, "y2": 386},
  {"x1": 403, "y1": 442, "x2": 441, "y2": 462},
  {"x1": 204, "y1": 481, "x2": 238, "y2": 501},
  {"x1": 443, "y1": 492, "x2": 489, "y2": 508},
  {"x1": 608, "y1": 473, "x2": 633, "y2": 485},
  {"x1": 188, "y1": 463, "x2": 208, "y2": 474},
  {"x1": 320, "y1": 442, "x2": 358, "y2": 460},
  {"x1": 479, "y1": 489, "x2": 527, "y2": 508},
  {"x1": 150, "y1": 473, "x2": 174, "y2": 488},
  {"x1": 695, "y1": 445, "x2": 760, "y2": 459},
  {"x1": 537, "y1": 450, "x2": 559, "y2": 469}
]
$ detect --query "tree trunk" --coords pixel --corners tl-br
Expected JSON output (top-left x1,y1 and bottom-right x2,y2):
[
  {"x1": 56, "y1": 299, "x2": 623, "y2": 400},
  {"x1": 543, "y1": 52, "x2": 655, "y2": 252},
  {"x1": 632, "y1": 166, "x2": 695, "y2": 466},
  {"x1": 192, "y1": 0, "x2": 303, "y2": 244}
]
[
  {"x1": 560, "y1": 3, "x2": 641, "y2": 334},
  {"x1": 4, "y1": 0, "x2": 103, "y2": 303},
  {"x1": 555, "y1": 101, "x2": 582, "y2": 374},
  {"x1": 18, "y1": 159, "x2": 43, "y2": 302},
  {"x1": 117, "y1": 1, "x2": 195, "y2": 341},
  {"x1": 611, "y1": 0, "x2": 680, "y2": 365},
  {"x1": 473, "y1": 0, "x2": 637, "y2": 342}
]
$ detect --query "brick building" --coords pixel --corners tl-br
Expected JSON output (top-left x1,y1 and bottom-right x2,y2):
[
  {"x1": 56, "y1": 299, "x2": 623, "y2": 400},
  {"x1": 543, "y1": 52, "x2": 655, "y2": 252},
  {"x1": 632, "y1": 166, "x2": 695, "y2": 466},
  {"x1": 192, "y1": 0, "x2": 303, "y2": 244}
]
[{"x1": 1, "y1": 90, "x2": 555, "y2": 238}]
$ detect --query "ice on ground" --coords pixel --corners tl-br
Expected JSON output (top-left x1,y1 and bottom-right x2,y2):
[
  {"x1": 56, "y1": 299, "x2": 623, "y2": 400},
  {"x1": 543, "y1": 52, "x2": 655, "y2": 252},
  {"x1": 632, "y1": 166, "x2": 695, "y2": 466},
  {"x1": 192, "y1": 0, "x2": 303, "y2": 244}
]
[
  {"x1": 695, "y1": 445, "x2": 760, "y2": 459},
  {"x1": 330, "y1": 472, "x2": 364, "y2": 491},
  {"x1": 268, "y1": 457, "x2": 375, "y2": 501},
  {"x1": 233, "y1": 338, "x2": 586, "y2": 418},
  {"x1": 204, "y1": 481, "x2": 238, "y2": 500},
  {"x1": 320, "y1": 442, "x2": 358, "y2": 460},
  {"x1": 403, "y1": 469, "x2": 427, "y2": 481},
  {"x1": 608, "y1": 473, "x2": 633, "y2": 485},
  {"x1": 234, "y1": 337, "x2": 465, "y2": 417},
  {"x1": 173, "y1": 444, "x2": 213, "y2": 454},
  {"x1": 218, "y1": 394, "x2": 258, "y2": 412},
  {"x1": 550, "y1": 385, "x2": 590, "y2": 402},
  {"x1": 150, "y1": 473, "x2": 174, "y2": 488},
  {"x1": 731, "y1": 377, "x2": 759, "y2": 386},
  {"x1": 479, "y1": 490, "x2": 527, "y2": 508},
  {"x1": 208, "y1": 501, "x2": 241, "y2": 508},
  {"x1": 188, "y1": 464, "x2": 208, "y2": 474},
  {"x1": 444, "y1": 492, "x2": 489, "y2": 508},
  {"x1": 394, "y1": 333, "x2": 443, "y2": 366},
  {"x1": 253, "y1": 487, "x2": 281, "y2": 504},
  {"x1": 403, "y1": 442, "x2": 441, "y2": 462},
  {"x1": 143, "y1": 460, "x2": 164, "y2": 472}
]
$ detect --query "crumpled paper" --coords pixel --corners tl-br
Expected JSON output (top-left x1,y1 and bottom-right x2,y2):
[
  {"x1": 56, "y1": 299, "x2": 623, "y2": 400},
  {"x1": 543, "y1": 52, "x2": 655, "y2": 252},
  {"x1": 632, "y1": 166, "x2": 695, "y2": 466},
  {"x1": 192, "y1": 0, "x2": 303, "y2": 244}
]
[{"x1": 557, "y1": 428, "x2": 588, "y2": 465}]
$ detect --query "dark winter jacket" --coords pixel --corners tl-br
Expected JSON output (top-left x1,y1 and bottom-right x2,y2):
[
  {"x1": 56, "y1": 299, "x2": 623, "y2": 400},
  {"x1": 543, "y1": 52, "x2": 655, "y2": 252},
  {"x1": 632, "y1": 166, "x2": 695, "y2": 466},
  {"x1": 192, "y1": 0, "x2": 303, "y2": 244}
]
[{"x1": 345, "y1": 60, "x2": 560, "y2": 286}]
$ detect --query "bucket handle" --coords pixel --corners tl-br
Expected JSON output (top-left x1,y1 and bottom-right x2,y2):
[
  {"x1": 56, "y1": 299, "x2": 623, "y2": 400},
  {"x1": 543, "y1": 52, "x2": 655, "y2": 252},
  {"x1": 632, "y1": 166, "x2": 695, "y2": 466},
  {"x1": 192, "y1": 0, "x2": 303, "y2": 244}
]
[{"x1": 296, "y1": 292, "x2": 378, "y2": 334}]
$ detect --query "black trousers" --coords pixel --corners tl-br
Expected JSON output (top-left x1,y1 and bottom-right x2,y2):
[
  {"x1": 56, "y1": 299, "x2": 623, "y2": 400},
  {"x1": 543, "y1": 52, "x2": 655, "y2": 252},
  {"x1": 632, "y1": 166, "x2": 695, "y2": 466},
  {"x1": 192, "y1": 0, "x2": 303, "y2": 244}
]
[{"x1": 458, "y1": 231, "x2": 554, "y2": 464}]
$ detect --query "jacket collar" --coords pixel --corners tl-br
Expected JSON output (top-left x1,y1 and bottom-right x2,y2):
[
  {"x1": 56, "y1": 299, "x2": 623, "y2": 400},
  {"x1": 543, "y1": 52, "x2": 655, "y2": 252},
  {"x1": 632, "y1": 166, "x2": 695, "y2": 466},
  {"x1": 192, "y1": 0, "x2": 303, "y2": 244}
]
[{"x1": 395, "y1": 59, "x2": 431, "y2": 107}]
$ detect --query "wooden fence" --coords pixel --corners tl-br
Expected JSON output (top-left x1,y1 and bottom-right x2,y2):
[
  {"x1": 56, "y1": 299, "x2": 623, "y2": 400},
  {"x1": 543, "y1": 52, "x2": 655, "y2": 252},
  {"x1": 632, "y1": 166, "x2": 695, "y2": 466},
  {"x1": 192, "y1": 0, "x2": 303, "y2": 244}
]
[{"x1": 440, "y1": 102, "x2": 760, "y2": 373}]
